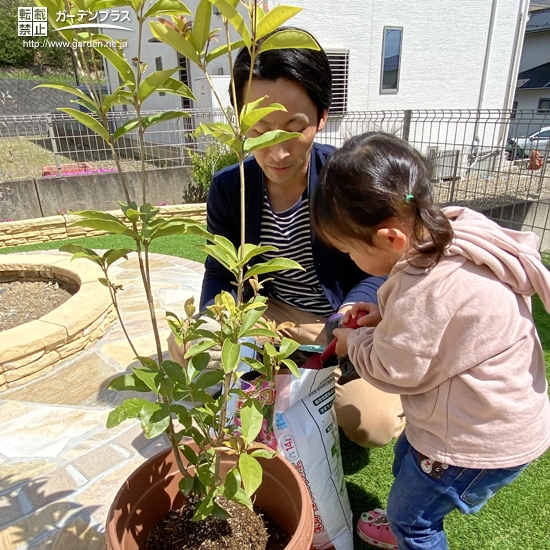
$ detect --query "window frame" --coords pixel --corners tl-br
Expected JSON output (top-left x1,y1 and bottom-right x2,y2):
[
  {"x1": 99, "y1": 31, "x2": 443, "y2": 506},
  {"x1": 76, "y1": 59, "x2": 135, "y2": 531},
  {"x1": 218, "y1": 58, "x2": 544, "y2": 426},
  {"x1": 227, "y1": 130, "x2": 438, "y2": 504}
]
[
  {"x1": 380, "y1": 26, "x2": 403, "y2": 95},
  {"x1": 537, "y1": 98, "x2": 550, "y2": 113}
]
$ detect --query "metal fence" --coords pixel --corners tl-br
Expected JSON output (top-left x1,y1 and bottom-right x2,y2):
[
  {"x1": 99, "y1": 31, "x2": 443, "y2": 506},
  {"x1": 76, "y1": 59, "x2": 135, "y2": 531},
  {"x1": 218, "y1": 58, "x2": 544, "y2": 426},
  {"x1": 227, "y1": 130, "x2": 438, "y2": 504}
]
[{"x1": 1, "y1": 107, "x2": 550, "y2": 249}]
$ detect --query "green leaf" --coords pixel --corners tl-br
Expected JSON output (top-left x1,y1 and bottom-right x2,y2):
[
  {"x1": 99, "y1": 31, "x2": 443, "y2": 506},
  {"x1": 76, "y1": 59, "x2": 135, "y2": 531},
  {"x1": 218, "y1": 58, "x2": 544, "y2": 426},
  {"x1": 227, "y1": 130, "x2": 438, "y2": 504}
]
[
  {"x1": 70, "y1": 219, "x2": 138, "y2": 238},
  {"x1": 59, "y1": 243, "x2": 100, "y2": 258},
  {"x1": 74, "y1": 209, "x2": 124, "y2": 223},
  {"x1": 258, "y1": 29, "x2": 321, "y2": 54},
  {"x1": 192, "y1": 496, "x2": 214, "y2": 521},
  {"x1": 113, "y1": 111, "x2": 190, "y2": 141},
  {"x1": 241, "y1": 104, "x2": 286, "y2": 134},
  {"x1": 211, "y1": 234, "x2": 239, "y2": 262},
  {"x1": 244, "y1": 258, "x2": 303, "y2": 279},
  {"x1": 281, "y1": 358, "x2": 300, "y2": 378},
  {"x1": 34, "y1": 83, "x2": 94, "y2": 106},
  {"x1": 107, "y1": 373, "x2": 151, "y2": 392},
  {"x1": 205, "y1": 39, "x2": 246, "y2": 64},
  {"x1": 239, "y1": 454, "x2": 262, "y2": 497},
  {"x1": 208, "y1": 0, "x2": 251, "y2": 47},
  {"x1": 240, "y1": 243, "x2": 277, "y2": 266},
  {"x1": 278, "y1": 337, "x2": 300, "y2": 358},
  {"x1": 192, "y1": 369, "x2": 224, "y2": 390},
  {"x1": 105, "y1": 248, "x2": 133, "y2": 266},
  {"x1": 256, "y1": 6, "x2": 303, "y2": 39},
  {"x1": 58, "y1": 108, "x2": 110, "y2": 142},
  {"x1": 224, "y1": 468, "x2": 253, "y2": 510},
  {"x1": 250, "y1": 448, "x2": 277, "y2": 459},
  {"x1": 106, "y1": 398, "x2": 149, "y2": 428},
  {"x1": 240, "y1": 400, "x2": 264, "y2": 445},
  {"x1": 95, "y1": 45, "x2": 136, "y2": 88},
  {"x1": 244, "y1": 327, "x2": 278, "y2": 339},
  {"x1": 243, "y1": 129, "x2": 303, "y2": 154},
  {"x1": 140, "y1": 402, "x2": 171, "y2": 438},
  {"x1": 137, "y1": 68, "x2": 179, "y2": 103},
  {"x1": 145, "y1": 0, "x2": 191, "y2": 18},
  {"x1": 239, "y1": 307, "x2": 265, "y2": 338},
  {"x1": 163, "y1": 360, "x2": 188, "y2": 385},
  {"x1": 156, "y1": 77, "x2": 196, "y2": 100},
  {"x1": 221, "y1": 339, "x2": 240, "y2": 374},
  {"x1": 149, "y1": 21, "x2": 200, "y2": 66},
  {"x1": 171, "y1": 404, "x2": 191, "y2": 427},
  {"x1": 179, "y1": 475, "x2": 195, "y2": 497},
  {"x1": 191, "y1": 0, "x2": 213, "y2": 53},
  {"x1": 212, "y1": 502, "x2": 231, "y2": 520},
  {"x1": 185, "y1": 339, "x2": 218, "y2": 358},
  {"x1": 132, "y1": 366, "x2": 162, "y2": 393},
  {"x1": 102, "y1": 88, "x2": 134, "y2": 111},
  {"x1": 189, "y1": 352, "x2": 212, "y2": 372},
  {"x1": 180, "y1": 443, "x2": 198, "y2": 465}
]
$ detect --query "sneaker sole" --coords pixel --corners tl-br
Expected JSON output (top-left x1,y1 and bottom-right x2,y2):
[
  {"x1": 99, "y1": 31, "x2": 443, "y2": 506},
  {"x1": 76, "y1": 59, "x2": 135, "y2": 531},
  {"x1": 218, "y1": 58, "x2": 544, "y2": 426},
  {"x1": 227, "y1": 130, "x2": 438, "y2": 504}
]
[{"x1": 356, "y1": 525, "x2": 398, "y2": 550}]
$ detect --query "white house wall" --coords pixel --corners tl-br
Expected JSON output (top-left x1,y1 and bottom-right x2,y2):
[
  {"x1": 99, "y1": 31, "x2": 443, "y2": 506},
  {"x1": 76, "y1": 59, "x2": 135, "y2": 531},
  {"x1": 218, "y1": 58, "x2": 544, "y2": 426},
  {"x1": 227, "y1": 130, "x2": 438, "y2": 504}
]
[{"x1": 266, "y1": 0, "x2": 520, "y2": 112}]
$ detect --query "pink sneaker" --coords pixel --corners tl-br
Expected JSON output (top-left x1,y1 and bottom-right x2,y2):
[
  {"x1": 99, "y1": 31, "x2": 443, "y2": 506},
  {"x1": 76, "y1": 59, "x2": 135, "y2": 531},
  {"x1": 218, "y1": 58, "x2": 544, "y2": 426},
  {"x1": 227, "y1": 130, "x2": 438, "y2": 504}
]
[{"x1": 357, "y1": 509, "x2": 398, "y2": 549}]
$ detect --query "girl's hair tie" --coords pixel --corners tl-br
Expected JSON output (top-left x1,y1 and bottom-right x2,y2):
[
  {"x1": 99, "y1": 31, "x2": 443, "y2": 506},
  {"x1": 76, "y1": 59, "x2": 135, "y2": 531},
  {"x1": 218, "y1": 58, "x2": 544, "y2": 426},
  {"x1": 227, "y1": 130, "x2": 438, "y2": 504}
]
[{"x1": 406, "y1": 193, "x2": 414, "y2": 203}]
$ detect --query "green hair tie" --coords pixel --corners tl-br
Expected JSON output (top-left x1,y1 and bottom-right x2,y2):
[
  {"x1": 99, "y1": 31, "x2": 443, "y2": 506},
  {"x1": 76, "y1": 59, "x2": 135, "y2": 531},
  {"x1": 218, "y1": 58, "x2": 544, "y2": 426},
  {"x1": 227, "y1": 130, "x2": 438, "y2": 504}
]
[{"x1": 406, "y1": 194, "x2": 414, "y2": 203}]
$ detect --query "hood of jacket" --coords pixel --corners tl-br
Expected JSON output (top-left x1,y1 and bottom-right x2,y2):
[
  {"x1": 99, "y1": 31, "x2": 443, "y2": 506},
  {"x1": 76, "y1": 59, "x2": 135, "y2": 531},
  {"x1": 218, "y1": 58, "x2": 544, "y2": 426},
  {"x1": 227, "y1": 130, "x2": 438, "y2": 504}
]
[{"x1": 443, "y1": 206, "x2": 550, "y2": 311}]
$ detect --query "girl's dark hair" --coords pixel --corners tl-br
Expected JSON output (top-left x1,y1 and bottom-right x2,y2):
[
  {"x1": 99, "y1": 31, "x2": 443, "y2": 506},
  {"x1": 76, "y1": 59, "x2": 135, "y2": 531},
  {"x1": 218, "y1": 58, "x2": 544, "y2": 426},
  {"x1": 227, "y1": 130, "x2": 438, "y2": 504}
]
[
  {"x1": 312, "y1": 132, "x2": 454, "y2": 268},
  {"x1": 231, "y1": 27, "x2": 332, "y2": 122}
]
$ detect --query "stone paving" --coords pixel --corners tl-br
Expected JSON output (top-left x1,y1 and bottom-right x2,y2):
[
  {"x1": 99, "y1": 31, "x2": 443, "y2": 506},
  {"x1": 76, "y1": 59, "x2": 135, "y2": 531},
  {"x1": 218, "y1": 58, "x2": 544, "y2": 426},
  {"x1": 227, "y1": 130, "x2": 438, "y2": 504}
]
[{"x1": 0, "y1": 251, "x2": 205, "y2": 549}]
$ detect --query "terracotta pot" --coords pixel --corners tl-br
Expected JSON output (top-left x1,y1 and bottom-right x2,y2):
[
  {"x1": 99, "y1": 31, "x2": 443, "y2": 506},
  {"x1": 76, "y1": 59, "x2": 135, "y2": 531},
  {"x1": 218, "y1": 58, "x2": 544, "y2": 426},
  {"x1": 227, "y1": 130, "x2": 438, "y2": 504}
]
[{"x1": 105, "y1": 443, "x2": 314, "y2": 550}]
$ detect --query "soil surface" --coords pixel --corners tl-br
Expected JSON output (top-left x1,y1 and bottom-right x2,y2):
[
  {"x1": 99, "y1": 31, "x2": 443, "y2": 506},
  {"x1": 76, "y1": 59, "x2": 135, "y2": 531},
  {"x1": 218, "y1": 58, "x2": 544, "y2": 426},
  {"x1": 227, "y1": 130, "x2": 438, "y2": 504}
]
[
  {"x1": 0, "y1": 280, "x2": 76, "y2": 332},
  {"x1": 145, "y1": 497, "x2": 290, "y2": 550}
]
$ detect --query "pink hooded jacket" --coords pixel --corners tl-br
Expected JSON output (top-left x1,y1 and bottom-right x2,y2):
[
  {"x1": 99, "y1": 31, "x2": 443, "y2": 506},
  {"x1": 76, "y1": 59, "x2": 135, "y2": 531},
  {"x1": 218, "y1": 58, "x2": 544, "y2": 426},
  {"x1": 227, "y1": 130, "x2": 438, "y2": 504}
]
[{"x1": 347, "y1": 206, "x2": 550, "y2": 468}]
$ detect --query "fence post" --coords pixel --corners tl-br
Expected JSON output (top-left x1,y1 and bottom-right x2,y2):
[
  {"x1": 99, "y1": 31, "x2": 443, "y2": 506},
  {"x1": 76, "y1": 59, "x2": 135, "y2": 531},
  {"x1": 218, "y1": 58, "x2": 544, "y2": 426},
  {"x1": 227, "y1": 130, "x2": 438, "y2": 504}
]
[
  {"x1": 46, "y1": 114, "x2": 62, "y2": 177},
  {"x1": 449, "y1": 149, "x2": 461, "y2": 204},
  {"x1": 402, "y1": 110, "x2": 412, "y2": 142}
]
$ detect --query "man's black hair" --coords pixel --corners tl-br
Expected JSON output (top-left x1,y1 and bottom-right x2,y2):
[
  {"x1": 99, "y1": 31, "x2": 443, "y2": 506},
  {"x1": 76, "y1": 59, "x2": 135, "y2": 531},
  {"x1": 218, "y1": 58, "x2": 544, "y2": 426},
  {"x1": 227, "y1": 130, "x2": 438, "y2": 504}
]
[{"x1": 230, "y1": 27, "x2": 332, "y2": 121}]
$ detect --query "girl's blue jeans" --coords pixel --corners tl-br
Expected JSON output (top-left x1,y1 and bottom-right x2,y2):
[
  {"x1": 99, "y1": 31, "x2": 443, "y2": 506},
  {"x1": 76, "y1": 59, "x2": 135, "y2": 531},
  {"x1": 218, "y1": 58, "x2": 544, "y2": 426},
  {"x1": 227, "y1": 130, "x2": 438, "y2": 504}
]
[{"x1": 386, "y1": 432, "x2": 528, "y2": 550}]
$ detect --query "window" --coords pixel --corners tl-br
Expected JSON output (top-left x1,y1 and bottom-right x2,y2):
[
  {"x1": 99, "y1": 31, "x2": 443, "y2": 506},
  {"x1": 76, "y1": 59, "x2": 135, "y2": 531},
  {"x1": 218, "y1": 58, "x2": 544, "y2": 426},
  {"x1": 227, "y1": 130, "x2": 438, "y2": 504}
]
[
  {"x1": 511, "y1": 100, "x2": 518, "y2": 119},
  {"x1": 155, "y1": 57, "x2": 165, "y2": 96},
  {"x1": 178, "y1": 55, "x2": 193, "y2": 110},
  {"x1": 380, "y1": 27, "x2": 403, "y2": 94},
  {"x1": 326, "y1": 50, "x2": 349, "y2": 115},
  {"x1": 538, "y1": 98, "x2": 550, "y2": 113}
]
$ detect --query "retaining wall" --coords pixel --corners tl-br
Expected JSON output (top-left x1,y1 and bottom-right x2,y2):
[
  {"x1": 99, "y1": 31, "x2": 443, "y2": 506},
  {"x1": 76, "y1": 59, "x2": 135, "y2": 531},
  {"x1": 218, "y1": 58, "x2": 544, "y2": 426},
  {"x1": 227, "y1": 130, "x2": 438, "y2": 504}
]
[
  {"x1": 0, "y1": 203, "x2": 206, "y2": 248},
  {"x1": 0, "y1": 165, "x2": 195, "y2": 221}
]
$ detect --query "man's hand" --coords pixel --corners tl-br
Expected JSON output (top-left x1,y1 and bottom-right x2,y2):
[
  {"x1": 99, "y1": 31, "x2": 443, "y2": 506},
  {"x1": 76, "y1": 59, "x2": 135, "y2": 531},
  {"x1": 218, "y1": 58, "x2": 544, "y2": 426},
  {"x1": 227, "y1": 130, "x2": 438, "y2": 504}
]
[{"x1": 342, "y1": 302, "x2": 381, "y2": 327}]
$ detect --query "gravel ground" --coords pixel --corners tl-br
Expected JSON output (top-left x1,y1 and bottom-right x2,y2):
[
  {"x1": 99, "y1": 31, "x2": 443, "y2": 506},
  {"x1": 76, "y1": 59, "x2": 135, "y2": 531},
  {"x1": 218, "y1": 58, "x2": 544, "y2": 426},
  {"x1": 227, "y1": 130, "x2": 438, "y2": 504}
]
[
  {"x1": 433, "y1": 162, "x2": 550, "y2": 209},
  {"x1": 0, "y1": 280, "x2": 76, "y2": 332}
]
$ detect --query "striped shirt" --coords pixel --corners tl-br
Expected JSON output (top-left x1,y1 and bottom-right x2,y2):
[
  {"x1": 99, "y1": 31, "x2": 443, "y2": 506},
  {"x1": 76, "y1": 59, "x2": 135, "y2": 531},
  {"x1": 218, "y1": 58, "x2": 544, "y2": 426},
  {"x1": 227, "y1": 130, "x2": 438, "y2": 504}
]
[{"x1": 259, "y1": 188, "x2": 334, "y2": 316}]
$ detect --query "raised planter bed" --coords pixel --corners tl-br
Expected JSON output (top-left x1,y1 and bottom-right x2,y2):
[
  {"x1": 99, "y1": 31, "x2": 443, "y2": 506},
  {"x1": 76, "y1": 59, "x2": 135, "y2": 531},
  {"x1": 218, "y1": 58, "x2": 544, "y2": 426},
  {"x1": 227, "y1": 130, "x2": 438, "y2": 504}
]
[{"x1": 0, "y1": 254, "x2": 115, "y2": 390}]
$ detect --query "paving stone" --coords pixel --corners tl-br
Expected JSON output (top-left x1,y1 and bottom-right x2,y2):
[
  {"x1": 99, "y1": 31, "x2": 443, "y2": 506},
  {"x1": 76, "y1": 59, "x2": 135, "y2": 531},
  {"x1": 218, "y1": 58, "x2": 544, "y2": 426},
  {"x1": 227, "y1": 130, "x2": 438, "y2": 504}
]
[
  {"x1": 0, "y1": 501, "x2": 78, "y2": 550},
  {"x1": 28, "y1": 515, "x2": 104, "y2": 550},
  {"x1": 23, "y1": 468, "x2": 82, "y2": 510},
  {"x1": 114, "y1": 422, "x2": 152, "y2": 454},
  {"x1": 0, "y1": 460, "x2": 57, "y2": 493},
  {"x1": 0, "y1": 492, "x2": 23, "y2": 526},
  {"x1": 72, "y1": 444, "x2": 127, "y2": 480}
]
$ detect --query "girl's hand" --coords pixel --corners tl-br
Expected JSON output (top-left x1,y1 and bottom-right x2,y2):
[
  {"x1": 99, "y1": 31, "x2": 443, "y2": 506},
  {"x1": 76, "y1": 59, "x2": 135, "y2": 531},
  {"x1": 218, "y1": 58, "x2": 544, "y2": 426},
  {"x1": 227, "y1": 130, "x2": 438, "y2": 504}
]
[
  {"x1": 343, "y1": 302, "x2": 381, "y2": 327},
  {"x1": 332, "y1": 328, "x2": 354, "y2": 356}
]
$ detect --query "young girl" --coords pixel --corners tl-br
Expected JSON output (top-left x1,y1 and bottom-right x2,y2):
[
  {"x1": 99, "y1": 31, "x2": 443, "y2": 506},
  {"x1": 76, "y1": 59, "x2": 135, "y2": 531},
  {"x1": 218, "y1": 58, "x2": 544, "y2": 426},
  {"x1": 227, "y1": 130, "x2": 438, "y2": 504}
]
[{"x1": 311, "y1": 131, "x2": 550, "y2": 550}]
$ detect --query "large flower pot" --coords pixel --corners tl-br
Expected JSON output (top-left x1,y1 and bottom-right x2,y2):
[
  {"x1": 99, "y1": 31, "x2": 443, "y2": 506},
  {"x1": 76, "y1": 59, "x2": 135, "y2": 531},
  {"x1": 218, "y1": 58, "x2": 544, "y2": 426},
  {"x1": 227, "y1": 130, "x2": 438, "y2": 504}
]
[{"x1": 105, "y1": 443, "x2": 314, "y2": 550}]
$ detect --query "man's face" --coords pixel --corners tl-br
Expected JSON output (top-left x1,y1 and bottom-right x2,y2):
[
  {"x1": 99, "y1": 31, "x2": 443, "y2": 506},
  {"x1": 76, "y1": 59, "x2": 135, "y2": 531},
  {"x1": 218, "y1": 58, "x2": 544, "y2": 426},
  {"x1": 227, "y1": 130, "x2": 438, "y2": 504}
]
[{"x1": 245, "y1": 78, "x2": 327, "y2": 188}]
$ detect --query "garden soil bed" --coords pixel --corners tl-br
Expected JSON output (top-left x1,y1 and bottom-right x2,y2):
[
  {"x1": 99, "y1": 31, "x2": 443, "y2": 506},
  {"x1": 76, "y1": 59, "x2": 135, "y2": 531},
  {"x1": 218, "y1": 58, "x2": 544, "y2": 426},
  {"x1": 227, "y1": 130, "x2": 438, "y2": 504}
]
[{"x1": 0, "y1": 279, "x2": 76, "y2": 332}]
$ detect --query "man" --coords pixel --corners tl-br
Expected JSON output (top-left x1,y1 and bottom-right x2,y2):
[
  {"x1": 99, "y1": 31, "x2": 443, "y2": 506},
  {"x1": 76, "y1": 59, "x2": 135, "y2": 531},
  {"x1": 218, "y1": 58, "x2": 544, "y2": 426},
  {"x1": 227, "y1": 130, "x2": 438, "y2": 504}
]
[{"x1": 171, "y1": 28, "x2": 404, "y2": 448}]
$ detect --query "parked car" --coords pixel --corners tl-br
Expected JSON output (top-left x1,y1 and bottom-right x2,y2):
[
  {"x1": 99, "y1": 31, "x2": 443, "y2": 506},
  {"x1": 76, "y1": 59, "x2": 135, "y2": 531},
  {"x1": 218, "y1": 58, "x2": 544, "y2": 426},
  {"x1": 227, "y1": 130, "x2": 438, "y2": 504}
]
[{"x1": 508, "y1": 127, "x2": 550, "y2": 158}]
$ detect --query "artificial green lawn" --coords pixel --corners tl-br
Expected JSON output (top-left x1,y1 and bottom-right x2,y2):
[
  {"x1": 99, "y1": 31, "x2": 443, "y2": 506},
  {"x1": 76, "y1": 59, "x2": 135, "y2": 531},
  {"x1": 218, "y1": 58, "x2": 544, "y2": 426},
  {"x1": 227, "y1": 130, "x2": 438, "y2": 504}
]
[{"x1": 1, "y1": 233, "x2": 549, "y2": 549}]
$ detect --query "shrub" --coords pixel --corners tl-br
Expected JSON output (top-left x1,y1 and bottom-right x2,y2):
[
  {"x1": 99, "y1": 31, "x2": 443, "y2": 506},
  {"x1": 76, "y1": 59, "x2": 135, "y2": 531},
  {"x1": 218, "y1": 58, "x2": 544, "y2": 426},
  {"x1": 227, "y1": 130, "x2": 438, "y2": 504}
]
[{"x1": 185, "y1": 142, "x2": 238, "y2": 203}]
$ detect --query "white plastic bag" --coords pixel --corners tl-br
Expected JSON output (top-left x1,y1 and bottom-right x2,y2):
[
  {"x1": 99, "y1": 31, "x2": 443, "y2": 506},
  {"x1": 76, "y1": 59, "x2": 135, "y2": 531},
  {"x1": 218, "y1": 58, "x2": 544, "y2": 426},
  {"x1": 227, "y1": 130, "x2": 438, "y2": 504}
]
[{"x1": 274, "y1": 367, "x2": 354, "y2": 550}]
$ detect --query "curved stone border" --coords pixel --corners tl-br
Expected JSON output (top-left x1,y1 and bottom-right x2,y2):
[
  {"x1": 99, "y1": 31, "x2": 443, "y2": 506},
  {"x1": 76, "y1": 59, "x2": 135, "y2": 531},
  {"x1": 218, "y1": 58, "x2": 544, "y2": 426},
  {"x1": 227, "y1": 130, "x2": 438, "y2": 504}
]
[
  {"x1": 0, "y1": 254, "x2": 116, "y2": 390},
  {"x1": 0, "y1": 203, "x2": 207, "y2": 248}
]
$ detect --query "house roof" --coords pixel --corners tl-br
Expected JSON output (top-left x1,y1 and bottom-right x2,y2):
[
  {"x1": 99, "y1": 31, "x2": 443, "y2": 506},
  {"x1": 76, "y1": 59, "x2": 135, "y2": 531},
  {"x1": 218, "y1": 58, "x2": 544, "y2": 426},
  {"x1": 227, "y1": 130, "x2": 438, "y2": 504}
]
[
  {"x1": 527, "y1": 7, "x2": 550, "y2": 32},
  {"x1": 517, "y1": 61, "x2": 550, "y2": 88}
]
